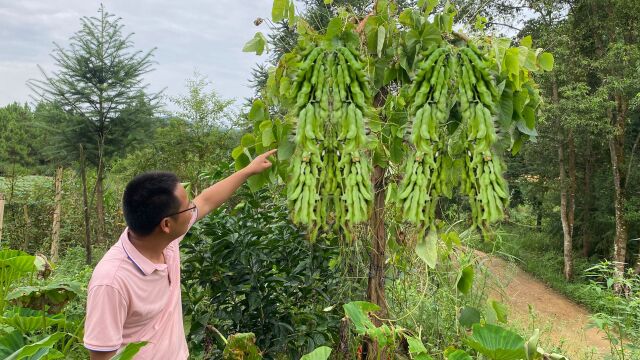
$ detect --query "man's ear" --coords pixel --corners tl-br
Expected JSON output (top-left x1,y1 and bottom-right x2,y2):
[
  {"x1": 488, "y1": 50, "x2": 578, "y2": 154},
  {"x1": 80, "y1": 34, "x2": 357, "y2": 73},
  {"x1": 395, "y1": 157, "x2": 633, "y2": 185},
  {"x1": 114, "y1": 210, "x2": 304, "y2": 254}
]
[{"x1": 159, "y1": 218, "x2": 172, "y2": 234}]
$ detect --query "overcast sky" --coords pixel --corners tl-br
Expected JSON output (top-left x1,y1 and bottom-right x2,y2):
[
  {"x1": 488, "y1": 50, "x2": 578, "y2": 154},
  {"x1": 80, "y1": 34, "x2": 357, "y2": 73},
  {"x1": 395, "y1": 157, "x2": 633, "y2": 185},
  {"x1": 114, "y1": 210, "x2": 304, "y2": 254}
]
[{"x1": 0, "y1": 0, "x2": 275, "y2": 111}]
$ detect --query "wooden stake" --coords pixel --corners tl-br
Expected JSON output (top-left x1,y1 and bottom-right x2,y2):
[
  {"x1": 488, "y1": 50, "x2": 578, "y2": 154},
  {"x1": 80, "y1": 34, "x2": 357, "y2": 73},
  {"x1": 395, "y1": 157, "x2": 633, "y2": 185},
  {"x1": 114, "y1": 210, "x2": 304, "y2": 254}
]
[
  {"x1": 0, "y1": 193, "x2": 5, "y2": 246},
  {"x1": 51, "y1": 166, "x2": 63, "y2": 263}
]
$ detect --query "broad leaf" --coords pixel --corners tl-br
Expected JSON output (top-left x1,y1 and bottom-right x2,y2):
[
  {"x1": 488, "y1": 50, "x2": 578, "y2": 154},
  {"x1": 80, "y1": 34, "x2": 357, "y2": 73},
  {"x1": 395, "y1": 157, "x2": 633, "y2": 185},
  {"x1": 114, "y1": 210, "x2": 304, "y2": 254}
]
[
  {"x1": 301, "y1": 346, "x2": 332, "y2": 360},
  {"x1": 272, "y1": 0, "x2": 287, "y2": 22},
  {"x1": 377, "y1": 25, "x2": 386, "y2": 58},
  {"x1": 466, "y1": 324, "x2": 526, "y2": 360},
  {"x1": 447, "y1": 350, "x2": 473, "y2": 360},
  {"x1": 4, "y1": 332, "x2": 64, "y2": 360},
  {"x1": 459, "y1": 306, "x2": 481, "y2": 329},
  {"x1": 111, "y1": 342, "x2": 149, "y2": 360},
  {"x1": 415, "y1": 227, "x2": 438, "y2": 268},
  {"x1": 457, "y1": 265, "x2": 474, "y2": 295},
  {"x1": 243, "y1": 32, "x2": 267, "y2": 55},
  {"x1": 538, "y1": 52, "x2": 554, "y2": 71},
  {"x1": 343, "y1": 301, "x2": 379, "y2": 334}
]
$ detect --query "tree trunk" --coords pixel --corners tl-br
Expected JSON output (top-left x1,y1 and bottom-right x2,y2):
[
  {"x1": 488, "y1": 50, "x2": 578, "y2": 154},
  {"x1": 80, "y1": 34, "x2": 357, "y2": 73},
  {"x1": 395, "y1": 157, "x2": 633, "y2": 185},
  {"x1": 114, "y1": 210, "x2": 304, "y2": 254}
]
[
  {"x1": 609, "y1": 95, "x2": 628, "y2": 275},
  {"x1": 80, "y1": 145, "x2": 93, "y2": 265},
  {"x1": 337, "y1": 317, "x2": 351, "y2": 360},
  {"x1": 582, "y1": 138, "x2": 593, "y2": 257},
  {"x1": 95, "y1": 157, "x2": 105, "y2": 245},
  {"x1": 0, "y1": 193, "x2": 4, "y2": 246},
  {"x1": 559, "y1": 138, "x2": 573, "y2": 280},
  {"x1": 553, "y1": 77, "x2": 573, "y2": 280},
  {"x1": 364, "y1": 165, "x2": 388, "y2": 360},
  {"x1": 50, "y1": 166, "x2": 63, "y2": 263}
]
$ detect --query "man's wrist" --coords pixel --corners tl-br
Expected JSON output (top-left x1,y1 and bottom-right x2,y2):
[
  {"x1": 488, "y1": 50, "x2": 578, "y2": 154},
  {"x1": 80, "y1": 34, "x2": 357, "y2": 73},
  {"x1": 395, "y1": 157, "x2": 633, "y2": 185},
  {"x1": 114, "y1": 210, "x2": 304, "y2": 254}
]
[{"x1": 238, "y1": 167, "x2": 254, "y2": 179}]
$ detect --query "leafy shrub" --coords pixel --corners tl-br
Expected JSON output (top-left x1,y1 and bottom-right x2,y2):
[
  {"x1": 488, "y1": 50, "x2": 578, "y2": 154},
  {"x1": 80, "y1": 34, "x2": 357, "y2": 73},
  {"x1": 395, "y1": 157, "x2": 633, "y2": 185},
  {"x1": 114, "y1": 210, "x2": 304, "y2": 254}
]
[{"x1": 181, "y1": 188, "x2": 352, "y2": 359}]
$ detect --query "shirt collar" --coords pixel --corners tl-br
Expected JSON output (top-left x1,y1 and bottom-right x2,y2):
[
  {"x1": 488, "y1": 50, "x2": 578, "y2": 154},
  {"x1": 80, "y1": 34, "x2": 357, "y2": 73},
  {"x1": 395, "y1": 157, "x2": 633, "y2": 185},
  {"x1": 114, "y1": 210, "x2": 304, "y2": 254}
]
[{"x1": 120, "y1": 229, "x2": 168, "y2": 276}]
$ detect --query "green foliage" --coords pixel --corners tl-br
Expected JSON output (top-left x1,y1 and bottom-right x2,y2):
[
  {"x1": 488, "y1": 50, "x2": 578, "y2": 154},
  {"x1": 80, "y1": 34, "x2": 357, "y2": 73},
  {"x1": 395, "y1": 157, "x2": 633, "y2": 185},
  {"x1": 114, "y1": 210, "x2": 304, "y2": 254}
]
[
  {"x1": 110, "y1": 342, "x2": 149, "y2": 360},
  {"x1": 585, "y1": 261, "x2": 640, "y2": 359},
  {"x1": 0, "y1": 104, "x2": 49, "y2": 175},
  {"x1": 222, "y1": 333, "x2": 261, "y2": 359},
  {"x1": 181, "y1": 186, "x2": 350, "y2": 358},
  {"x1": 28, "y1": 5, "x2": 160, "y2": 168},
  {"x1": 465, "y1": 323, "x2": 525, "y2": 360}
]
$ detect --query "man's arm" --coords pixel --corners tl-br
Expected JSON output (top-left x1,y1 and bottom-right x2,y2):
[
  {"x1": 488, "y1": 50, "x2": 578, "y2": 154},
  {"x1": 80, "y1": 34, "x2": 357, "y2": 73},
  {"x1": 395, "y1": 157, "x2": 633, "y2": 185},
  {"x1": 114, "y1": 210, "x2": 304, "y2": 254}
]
[
  {"x1": 89, "y1": 350, "x2": 117, "y2": 360},
  {"x1": 193, "y1": 149, "x2": 276, "y2": 221}
]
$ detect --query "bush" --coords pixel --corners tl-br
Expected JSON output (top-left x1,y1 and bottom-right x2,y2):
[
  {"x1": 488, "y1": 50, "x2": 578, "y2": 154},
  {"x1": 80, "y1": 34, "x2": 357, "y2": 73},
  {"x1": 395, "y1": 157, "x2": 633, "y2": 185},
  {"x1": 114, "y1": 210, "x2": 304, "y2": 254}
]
[{"x1": 180, "y1": 187, "x2": 353, "y2": 359}]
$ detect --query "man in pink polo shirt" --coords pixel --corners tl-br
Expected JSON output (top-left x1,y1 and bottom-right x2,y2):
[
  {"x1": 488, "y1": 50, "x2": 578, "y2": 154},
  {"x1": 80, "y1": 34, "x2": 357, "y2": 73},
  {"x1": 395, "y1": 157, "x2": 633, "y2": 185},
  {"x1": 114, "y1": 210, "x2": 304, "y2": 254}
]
[{"x1": 83, "y1": 149, "x2": 277, "y2": 360}]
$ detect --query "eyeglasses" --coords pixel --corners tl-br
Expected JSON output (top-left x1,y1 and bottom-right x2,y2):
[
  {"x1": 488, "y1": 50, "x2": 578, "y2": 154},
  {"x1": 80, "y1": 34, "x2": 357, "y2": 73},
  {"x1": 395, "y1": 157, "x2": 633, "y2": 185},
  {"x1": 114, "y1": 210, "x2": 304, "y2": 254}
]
[{"x1": 166, "y1": 201, "x2": 197, "y2": 218}]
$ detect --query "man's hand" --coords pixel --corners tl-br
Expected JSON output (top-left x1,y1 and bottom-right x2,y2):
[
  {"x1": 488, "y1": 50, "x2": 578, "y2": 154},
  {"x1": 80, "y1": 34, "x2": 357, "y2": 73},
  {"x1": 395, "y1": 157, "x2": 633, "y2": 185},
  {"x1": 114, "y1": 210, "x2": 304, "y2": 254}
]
[
  {"x1": 193, "y1": 149, "x2": 278, "y2": 221},
  {"x1": 244, "y1": 149, "x2": 277, "y2": 176}
]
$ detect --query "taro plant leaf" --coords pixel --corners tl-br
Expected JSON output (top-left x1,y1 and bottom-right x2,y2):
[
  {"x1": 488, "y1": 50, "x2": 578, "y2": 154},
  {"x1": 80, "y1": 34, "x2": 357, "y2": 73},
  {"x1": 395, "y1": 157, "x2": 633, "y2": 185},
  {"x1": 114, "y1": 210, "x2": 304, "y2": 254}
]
[
  {"x1": 343, "y1": 301, "x2": 379, "y2": 334},
  {"x1": 457, "y1": 265, "x2": 474, "y2": 295},
  {"x1": 111, "y1": 341, "x2": 149, "y2": 360},
  {"x1": 6, "y1": 281, "x2": 82, "y2": 313},
  {"x1": 465, "y1": 324, "x2": 526, "y2": 360},
  {"x1": 0, "y1": 331, "x2": 24, "y2": 359},
  {"x1": 459, "y1": 306, "x2": 481, "y2": 329},
  {"x1": 4, "y1": 332, "x2": 65, "y2": 360},
  {"x1": 447, "y1": 349, "x2": 473, "y2": 360},
  {"x1": 1, "y1": 308, "x2": 67, "y2": 333},
  {"x1": 300, "y1": 346, "x2": 332, "y2": 360}
]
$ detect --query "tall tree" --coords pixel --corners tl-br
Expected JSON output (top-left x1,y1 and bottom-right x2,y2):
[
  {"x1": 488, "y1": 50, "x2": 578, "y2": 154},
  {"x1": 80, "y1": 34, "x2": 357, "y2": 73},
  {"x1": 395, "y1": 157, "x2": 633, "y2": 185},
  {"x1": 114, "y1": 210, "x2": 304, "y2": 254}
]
[
  {"x1": 569, "y1": 0, "x2": 640, "y2": 275},
  {"x1": 29, "y1": 5, "x2": 160, "y2": 244}
]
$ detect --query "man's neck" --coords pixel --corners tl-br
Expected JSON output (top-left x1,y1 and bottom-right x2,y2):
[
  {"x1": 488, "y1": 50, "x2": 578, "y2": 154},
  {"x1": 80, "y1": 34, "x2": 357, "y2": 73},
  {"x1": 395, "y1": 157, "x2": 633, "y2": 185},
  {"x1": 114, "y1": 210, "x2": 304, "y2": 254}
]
[{"x1": 128, "y1": 230, "x2": 169, "y2": 264}]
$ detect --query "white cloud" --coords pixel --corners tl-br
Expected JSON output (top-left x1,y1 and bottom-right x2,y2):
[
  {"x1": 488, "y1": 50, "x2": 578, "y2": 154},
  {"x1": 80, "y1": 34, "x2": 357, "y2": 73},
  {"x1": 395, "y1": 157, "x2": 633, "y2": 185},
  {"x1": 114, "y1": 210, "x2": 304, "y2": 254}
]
[{"x1": 0, "y1": 0, "x2": 274, "y2": 110}]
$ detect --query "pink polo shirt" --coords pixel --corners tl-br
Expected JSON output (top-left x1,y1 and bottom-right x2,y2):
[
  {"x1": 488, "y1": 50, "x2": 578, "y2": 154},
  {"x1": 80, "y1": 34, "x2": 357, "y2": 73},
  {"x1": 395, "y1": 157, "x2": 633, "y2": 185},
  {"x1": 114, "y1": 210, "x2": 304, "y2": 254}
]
[{"x1": 83, "y1": 210, "x2": 197, "y2": 359}]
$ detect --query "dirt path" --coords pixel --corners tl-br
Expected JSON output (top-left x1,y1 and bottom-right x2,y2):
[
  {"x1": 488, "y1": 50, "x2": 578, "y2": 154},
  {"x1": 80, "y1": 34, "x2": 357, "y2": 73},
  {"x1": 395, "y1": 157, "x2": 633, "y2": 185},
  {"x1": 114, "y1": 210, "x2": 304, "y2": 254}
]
[{"x1": 475, "y1": 251, "x2": 611, "y2": 360}]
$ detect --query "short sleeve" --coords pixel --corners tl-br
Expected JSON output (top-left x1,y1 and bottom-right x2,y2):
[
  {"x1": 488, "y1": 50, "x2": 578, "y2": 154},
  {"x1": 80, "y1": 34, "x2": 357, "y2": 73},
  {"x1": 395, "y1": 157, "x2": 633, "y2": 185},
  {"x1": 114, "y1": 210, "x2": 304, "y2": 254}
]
[{"x1": 83, "y1": 285, "x2": 128, "y2": 352}]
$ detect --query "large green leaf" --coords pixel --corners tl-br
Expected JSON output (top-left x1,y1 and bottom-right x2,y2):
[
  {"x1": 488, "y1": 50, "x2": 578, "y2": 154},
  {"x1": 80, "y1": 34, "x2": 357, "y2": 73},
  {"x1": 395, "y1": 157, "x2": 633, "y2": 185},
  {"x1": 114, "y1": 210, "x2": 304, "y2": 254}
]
[
  {"x1": 300, "y1": 346, "x2": 332, "y2": 360},
  {"x1": 415, "y1": 227, "x2": 437, "y2": 268},
  {"x1": 459, "y1": 306, "x2": 481, "y2": 329},
  {"x1": 377, "y1": 25, "x2": 386, "y2": 57},
  {"x1": 0, "y1": 331, "x2": 24, "y2": 359},
  {"x1": 6, "y1": 281, "x2": 82, "y2": 313},
  {"x1": 248, "y1": 99, "x2": 267, "y2": 123},
  {"x1": 111, "y1": 341, "x2": 149, "y2": 360},
  {"x1": 4, "y1": 332, "x2": 64, "y2": 360},
  {"x1": 457, "y1": 265, "x2": 474, "y2": 295},
  {"x1": 447, "y1": 350, "x2": 473, "y2": 360},
  {"x1": 241, "y1": 133, "x2": 256, "y2": 148},
  {"x1": 343, "y1": 301, "x2": 379, "y2": 334},
  {"x1": 538, "y1": 52, "x2": 554, "y2": 71},
  {"x1": 406, "y1": 335, "x2": 433, "y2": 359},
  {"x1": 1, "y1": 309, "x2": 67, "y2": 333},
  {"x1": 466, "y1": 324, "x2": 526, "y2": 360},
  {"x1": 242, "y1": 32, "x2": 267, "y2": 56},
  {"x1": 271, "y1": 0, "x2": 287, "y2": 22},
  {"x1": 0, "y1": 255, "x2": 37, "y2": 275}
]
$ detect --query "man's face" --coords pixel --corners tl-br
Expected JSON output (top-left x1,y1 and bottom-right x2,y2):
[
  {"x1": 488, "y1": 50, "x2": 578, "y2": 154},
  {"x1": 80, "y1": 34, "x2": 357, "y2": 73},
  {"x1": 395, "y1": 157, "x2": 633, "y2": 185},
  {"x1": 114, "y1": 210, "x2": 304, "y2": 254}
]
[{"x1": 171, "y1": 183, "x2": 194, "y2": 237}]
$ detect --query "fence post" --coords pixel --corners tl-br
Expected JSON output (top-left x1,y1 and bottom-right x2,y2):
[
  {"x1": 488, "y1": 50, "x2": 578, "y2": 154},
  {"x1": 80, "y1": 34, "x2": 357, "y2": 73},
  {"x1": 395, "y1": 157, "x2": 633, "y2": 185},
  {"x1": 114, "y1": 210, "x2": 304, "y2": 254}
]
[
  {"x1": 0, "y1": 193, "x2": 4, "y2": 246},
  {"x1": 51, "y1": 166, "x2": 63, "y2": 263}
]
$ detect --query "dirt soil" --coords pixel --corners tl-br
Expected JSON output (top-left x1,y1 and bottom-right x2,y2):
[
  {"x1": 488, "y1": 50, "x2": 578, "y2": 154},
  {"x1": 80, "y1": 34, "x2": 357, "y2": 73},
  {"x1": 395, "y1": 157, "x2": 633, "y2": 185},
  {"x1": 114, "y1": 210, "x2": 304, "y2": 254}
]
[{"x1": 475, "y1": 251, "x2": 611, "y2": 360}]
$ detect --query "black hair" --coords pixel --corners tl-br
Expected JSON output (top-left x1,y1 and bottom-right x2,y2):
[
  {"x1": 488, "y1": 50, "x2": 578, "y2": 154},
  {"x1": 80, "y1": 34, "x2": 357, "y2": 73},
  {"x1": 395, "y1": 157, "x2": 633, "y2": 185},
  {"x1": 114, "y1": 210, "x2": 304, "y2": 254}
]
[{"x1": 122, "y1": 172, "x2": 181, "y2": 236}]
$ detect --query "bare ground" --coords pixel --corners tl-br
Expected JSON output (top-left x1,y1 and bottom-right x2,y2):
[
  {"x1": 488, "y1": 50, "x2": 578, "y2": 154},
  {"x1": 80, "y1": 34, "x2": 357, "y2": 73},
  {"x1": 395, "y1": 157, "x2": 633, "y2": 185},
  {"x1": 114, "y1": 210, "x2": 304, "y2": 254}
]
[{"x1": 475, "y1": 251, "x2": 611, "y2": 360}]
